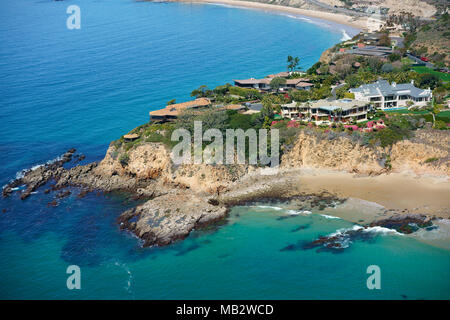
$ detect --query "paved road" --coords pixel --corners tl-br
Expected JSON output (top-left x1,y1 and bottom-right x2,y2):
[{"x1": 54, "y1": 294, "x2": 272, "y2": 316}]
[
  {"x1": 305, "y1": 0, "x2": 370, "y2": 17},
  {"x1": 406, "y1": 53, "x2": 434, "y2": 68},
  {"x1": 330, "y1": 83, "x2": 347, "y2": 100},
  {"x1": 304, "y1": 0, "x2": 434, "y2": 22}
]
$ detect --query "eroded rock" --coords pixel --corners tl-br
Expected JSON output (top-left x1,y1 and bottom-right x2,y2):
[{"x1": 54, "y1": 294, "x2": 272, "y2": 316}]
[{"x1": 118, "y1": 190, "x2": 228, "y2": 247}]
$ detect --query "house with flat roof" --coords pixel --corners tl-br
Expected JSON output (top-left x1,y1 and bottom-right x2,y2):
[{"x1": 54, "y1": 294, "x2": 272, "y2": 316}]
[
  {"x1": 149, "y1": 98, "x2": 211, "y2": 122},
  {"x1": 344, "y1": 45, "x2": 393, "y2": 58},
  {"x1": 282, "y1": 99, "x2": 371, "y2": 124},
  {"x1": 349, "y1": 80, "x2": 432, "y2": 110},
  {"x1": 233, "y1": 77, "x2": 313, "y2": 92},
  {"x1": 266, "y1": 71, "x2": 290, "y2": 78}
]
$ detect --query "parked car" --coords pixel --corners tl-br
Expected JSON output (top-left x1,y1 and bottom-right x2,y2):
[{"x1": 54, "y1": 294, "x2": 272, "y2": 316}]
[{"x1": 420, "y1": 57, "x2": 429, "y2": 62}]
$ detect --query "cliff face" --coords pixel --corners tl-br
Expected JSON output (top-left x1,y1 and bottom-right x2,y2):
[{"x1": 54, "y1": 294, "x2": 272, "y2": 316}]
[
  {"x1": 98, "y1": 129, "x2": 449, "y2": 193},
  {"x1": 96, "y1": 142, "x2": 250, "y2": 194},
  {"x1": 319, "y1": 48, "x2": 334, "y2": 64},
  {"x1": 281, "y1": 131, "x2": 386, "y2": 174},
  {"x1": 281, "y1": 129, "x2": 449, "y2": 176},
  {"x1": 390, "y1": 130, "x2": 450, "y2": 176},
  {"x1": 97, "y1": 143, "x2": 172, "y2": 179},
  {"x1": 281, "y1": 130, "x2": 449, "y2": 176}
]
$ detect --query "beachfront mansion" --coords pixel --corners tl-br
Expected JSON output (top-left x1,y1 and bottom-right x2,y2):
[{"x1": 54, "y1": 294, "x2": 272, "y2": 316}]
[
  {"x1": 281, "y1": 99, "x2": 371, "y2": 125},
  {"x1": 349, "y1": 80, "x2": 432, "y2": 110}
]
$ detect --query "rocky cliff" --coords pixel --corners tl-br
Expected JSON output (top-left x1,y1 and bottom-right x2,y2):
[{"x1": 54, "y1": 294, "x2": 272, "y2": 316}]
[
  {"x1": 3, "y1": 128, "x2": 449, "y2": 247},
  {"x1": 281, "y1": 129, "x2": 449, "y2": 176}
]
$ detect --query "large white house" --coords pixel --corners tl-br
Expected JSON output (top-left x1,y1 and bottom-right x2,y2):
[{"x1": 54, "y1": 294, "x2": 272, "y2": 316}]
[
  {"x1": 281, "y1": 99, "x2": 371, "y2": 124},
  {"x1": 350, "y1": 80, "x2": 432, "y2": 110}
]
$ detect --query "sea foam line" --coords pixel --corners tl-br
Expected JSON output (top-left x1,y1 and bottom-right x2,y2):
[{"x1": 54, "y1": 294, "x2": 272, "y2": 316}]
[
  {"x1": 2, "y1": 155, "x2": 63, "y2": 190},
  {"x1": 340, "y1": 29, "x2": 351, "y2": 41},
  {"x1": 328, "y1": 224, "x2": 403, "y2": 237},
  {"x1": 320, "y1": 214, "x2": 341, "y2": 220}
]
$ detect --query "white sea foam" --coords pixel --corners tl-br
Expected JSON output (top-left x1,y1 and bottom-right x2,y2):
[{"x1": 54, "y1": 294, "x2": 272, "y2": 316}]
[
  {"x1": 328, "y1": 225, "x2": 363, "y2": 237},
  {"x1": 320, "y1": 214, "x2": 341, "y2": 220},
  {"x1": 412, "y1": 219, "x2": 450, "y2": 242},
  {"x1": 282, "y1": 14, "x2": 312, "y2": 22},
  {"x1": 362, "y1": 226, "x2": 403, "y2": 235},
  {"x1": 2, "y1": 155, "x2": 63, "y2": 190},
  {"x1": 329, "y1": 224, "x2": 402, "y2": 237},
  {"x1": 253, "y1": 205, "x2": 284, "y2": 211},
  {"x1": 282, "y1": 13, "x2": 334, "y2": 30},
  {"x1": 340, "y1": 29, "x2": 351, "y2": 41},
  {"x1": 114, "y1": 262, "x2": 134, "y2": 296}
]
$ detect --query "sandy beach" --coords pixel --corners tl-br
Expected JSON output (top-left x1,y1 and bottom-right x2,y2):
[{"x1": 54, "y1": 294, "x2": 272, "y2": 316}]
[
  {"x1": 291, "y1": 169, "x2": 450, "y2": 219},
  {"x1": 235, "y1": 167, "x2": 450, "y2": 220},
  {"x1": 145, "y1": 0, "x2": 368, "y2": 30}
]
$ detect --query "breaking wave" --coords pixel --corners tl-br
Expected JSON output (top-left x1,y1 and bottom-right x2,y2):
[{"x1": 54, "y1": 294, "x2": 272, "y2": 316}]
[
  {"x1": 253, "y1": 205, "x2": 284, "y2": 211},
  {"x1": 340, "y1": 29, "x2": 351, "y2": 41},
  {"x1": 320, "y1": 214, "x2": 341, "y2": 220},
  {"x1": 329, "y1": 225, "x2": 403, "y2": 238},
  {"x1": 2, "y1": 155, "x2": 63, "y2": 190}
]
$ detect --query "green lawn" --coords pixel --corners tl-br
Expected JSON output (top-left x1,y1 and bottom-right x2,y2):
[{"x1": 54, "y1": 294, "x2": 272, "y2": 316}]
[
  {"x1": 401, "y1": 57, "x2": 414, "y2": 65},
  {"x1": 385, "y1": 109, "x2": 428, "y2": 115},
  {"x1": 412, "y1": 66, "x2": 450, "y2": 82},
  {"x1": 385, "y1": 109, "x2": 450, "y2": 123}
]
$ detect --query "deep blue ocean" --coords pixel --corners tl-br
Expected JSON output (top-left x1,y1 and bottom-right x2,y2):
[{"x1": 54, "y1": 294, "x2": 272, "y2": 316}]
[{"x1": 0, "y1": 0, "x2": 449, "y2": 299}]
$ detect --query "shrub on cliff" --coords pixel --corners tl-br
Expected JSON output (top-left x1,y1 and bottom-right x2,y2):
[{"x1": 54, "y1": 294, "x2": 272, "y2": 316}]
[
  {"x1": 119, "y1": 153, "x2": 130, "y2": 167},
  {"x1": 228, "y1": 86, "x2": 261, "y2": 100},
  {"x1": 228, "y1": 112, "x2": 253, "y2": 130},
  {"x1": 176, "y1": 108, "x2": 229, "y2": 136},
  {"x1": 374, "y1": 128, "x2": 403, "y2": 147},
  {"x1": 434, "y1": 120, "x2": 448, "y2": 130},
  {"x1": 372, "y1": 115, "x2": 416, "y2": 147}
]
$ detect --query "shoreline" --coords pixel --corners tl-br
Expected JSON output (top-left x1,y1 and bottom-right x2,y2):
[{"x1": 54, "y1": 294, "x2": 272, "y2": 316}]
[
  {"x1": 295, "y1": 169, "x2": 450, "y2": 219},
  {"x1": 222, "y1": 167, "x2": 450, "y2": 219},
  {"x1": 143, "y1": 0, "x2": 367, "y2": 31},
  {"x1": 3, "y1": 147, "x2": 449, "y2": 248}
]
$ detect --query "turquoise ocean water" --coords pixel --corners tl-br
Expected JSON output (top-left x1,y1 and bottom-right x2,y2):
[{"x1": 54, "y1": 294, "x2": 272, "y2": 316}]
[{"x1": 0, "y1": 0, "x2": 449, "y2": 299}]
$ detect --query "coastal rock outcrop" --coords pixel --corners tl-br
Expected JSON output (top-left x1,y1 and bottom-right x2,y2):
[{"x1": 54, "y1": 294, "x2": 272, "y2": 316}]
[
  {"x1": 2, "y1": 149, "x2": 76, "y2": 199},
  {"x1": 118, "y1": 190, "x2": 228, "y2": 247},
  {"x1": 3, "y1": 127, "x2": 448, "y2": 247},
  {"x1": 300, "y1": 214, "x2": 435, "y2": 252},
  {"x1": 369, "y1": 214, "x2": 434, "y2": 234}
]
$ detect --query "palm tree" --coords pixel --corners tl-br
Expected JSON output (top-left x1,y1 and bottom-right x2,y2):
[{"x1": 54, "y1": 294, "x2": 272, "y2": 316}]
[
  {"x1": 333, "y1": 108, "x2": 343, "y2": 122},
  {"x1": 304, "y1": 101, "x2": 312, "y2": 121},
  {"x1": 292, "y1": 57, "x2": 300, "y2": 72},
  {"x1": 287, "y1": 55, "x2": 293, "y2": 72},
  {"x1": 287, "y1": 55, "x2": 301, "y2": 72},
  {"x1": 426, "y1": 98, "x2": 442, "y2": 128}
]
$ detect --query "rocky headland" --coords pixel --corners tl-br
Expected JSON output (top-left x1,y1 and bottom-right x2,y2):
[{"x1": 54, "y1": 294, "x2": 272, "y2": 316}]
[{"x1": 2, "y1": 126, "x2": 449, "y2": 247}]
